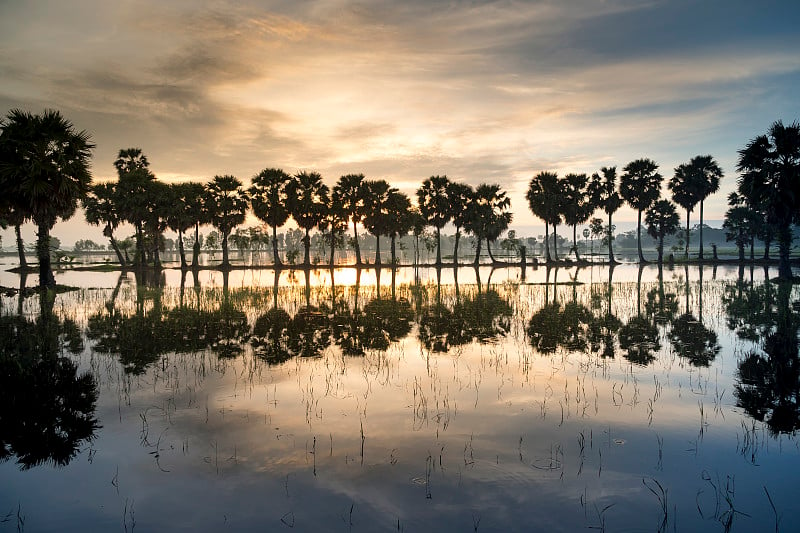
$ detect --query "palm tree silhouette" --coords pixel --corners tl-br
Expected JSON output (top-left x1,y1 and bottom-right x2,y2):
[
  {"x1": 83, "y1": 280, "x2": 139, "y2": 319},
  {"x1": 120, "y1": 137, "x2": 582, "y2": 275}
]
[
  {"x1": 0, "y1": 109, "x2": 94, "y2": 286},
  {"x1": 588, "y1": 166, "x2": 623, "y2": 264},
  {"x1": 527, "y1": 171, "x2": 561, "y2": 262},
  {"x1": 287, "y1": 171, "x2": 329, "y2": 266},
  {"x1": 205, "y1": 175, "x2": 248, "y2": 269},
  {"x1": 333, "y1": 174, "x2": 368, "y2": 266},
  {"x1": 250, "y1": 168, "x2": 292, "y2": 267},
  {"x1": 417, "y1": 175, "x2": 452, "y2": 266},
  {"x1": 620, "y1": 158, "x2": 663, "y2": 263}
]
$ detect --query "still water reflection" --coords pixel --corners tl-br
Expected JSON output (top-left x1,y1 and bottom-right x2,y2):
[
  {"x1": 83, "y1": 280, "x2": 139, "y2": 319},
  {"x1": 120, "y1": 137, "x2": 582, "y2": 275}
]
[{"x1": 1, "y1": 264, "x2": 799, "y2": 532}]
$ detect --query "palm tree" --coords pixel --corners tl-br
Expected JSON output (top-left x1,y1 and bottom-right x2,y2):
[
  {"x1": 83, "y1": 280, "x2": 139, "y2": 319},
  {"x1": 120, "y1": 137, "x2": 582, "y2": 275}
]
[
  {"x1": 0, "y1": 109, "x2": 94, "y2": 287},
  {"x1": 319, "y1": 202, "x2": 347, "y2": 266},
  {"x1": 688, "y1": 155, "x2": 723, "y2": 260},
  {"x1": 587, "y1": 166, "x2": 623, "y2": 264},
  {"x1": 668, "y1": 162, "x2": 700, "y2": 259},
  {"x1": 113, "y1": 148, "x2": 155, "y2": 266},
  {"x1": 466, "y1": 184, "x2": 512, "y2": 264},
  {"x1": 142, "y1": 180, "x2": 173, "y2": 268},
  {"x1": 526, "y1": 171, "x2": 561, "y2": 262},
  {"x1": 84, "y1": 182, "x2": 126, "y2": 266},
  {"x1": 561, "y1": 173, "x2": 591, "y2": 261},
  {"x1": 737, "y1": 121, "x2": 800, "y2": 279},
  {"x1": 287, "y1": 171, "x2": 329, "y2": 266},
  {"x1": 620, "y1": 158, "x2": 663, "y2": 263},
  {"x1": 417, "y1": 175, "x2": 452, "y2": 266},
  {"x1": 645, "y1": 199, "x2": 680, "y2": 264},
  {"x1": 723, "y1": 204, "x2": 756, "y2": 262},
  {"x1": 447, "y1": 181, "x2": 474, "y2": 266},
  {"x1": 166, "y1": 182, "x2": 204, "y2": 269},
  {"x1": 180, "y1": 182, "x2": 208, "y2": 268},
  {"x1": 363, "y1": 179, "x2": 395, "y2": 265},
  {"x1": 333, "y1": 174, "x2": 368, "y2": 265},
  {"x1": 0, "y1": 203, "x2": 29, "y2": 268},
  {"x1": 205, "y1": 175, "x2": 249, "y2": 269},
  {"x1": 384, "y1": 190, "x2": 414, "y2": 266},
  {"x1": 250, "y1": 168, "x2": 292, "y2": 267}
]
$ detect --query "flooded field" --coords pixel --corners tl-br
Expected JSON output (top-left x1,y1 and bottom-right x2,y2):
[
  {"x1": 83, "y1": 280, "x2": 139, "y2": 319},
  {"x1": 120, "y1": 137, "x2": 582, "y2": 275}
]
[{"x1": 1, "y1": 264, "x2": 799, "y2": 532}]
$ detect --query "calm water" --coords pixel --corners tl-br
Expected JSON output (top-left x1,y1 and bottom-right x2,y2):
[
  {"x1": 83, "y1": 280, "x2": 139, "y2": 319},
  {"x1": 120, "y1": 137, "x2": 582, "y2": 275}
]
[{"x1": 1, "y1": 264, "x2": 798, "y2": 532}]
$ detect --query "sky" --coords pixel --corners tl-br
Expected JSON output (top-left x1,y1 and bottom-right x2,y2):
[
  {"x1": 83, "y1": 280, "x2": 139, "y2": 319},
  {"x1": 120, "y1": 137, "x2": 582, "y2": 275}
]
[{"x1": 1, "y1": 0, "x2": 799, "y2": 248}]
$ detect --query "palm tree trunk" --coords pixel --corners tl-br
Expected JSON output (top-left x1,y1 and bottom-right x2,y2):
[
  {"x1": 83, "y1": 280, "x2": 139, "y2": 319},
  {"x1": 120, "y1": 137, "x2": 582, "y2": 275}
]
[
  {"x1": 544, "y1": 222, "x2": 551, "y2": 263},
  {"x1": 698, "y1": 200, "x2": 705, "y2": 261},
  {"x1": 474, "y1": 236, "x2": 483, "y2": 265},
  {"x1": 552, "y1": 223, "x2": 559, "y2": 261},
  {"x1": 178, "y1": 230, "x2": 187, "y2": 269},
  {"x1": 453, "y1": 229, "x2": 460, "y2": 266},
  {"x1": 487, "y1": 238, "x2": 497, "y2": 263},
  {"x1": 272, "y1": 225, "x2": 281, "y2": 266},
  {"x1": 329, "y1": 231, "x2": 337, "y2": 266},
  {"x1": 353, "y1": 222, "x2": 362, "y2": 265},
  {"x1": 375, "y1": 234, "x2": 381, "y2": 265},
  {"x1": 435, "y1": 227, "x2": 442, "y2": 266},
  {"x1": 136, "y1": 223, "x2": 146, "y2": 266},
  {"x1": 607, "y1": 212, "x2": 615, "y2": 264},
  {"x1": 657, "y1": 233, "x2": 664, "y2": 264},
  {"x1": 738, "y1": 233, "x2": 745, "y2": 262},
  {"x1": 108, "y1": 230, "x2": 126, "y2": 267},
  {"x1": 192, "y1": 223, "x2": 201, "y2": 268},
  {"x1": 763, "y1": 235, "x2": 771, "y2": 260},
  {"x1": 391, "y1": 235, "x2": 397, "y2": 266},
  {"x1": 14, "y1": 224, "x2": 27, "y2": 268},
  {"x1": 637, "y1": 210, "x2": 645, "y2": 263},
  {"x1": 35, "y1": 223, "x2": 55, "y2": 288},
  {"x1": 572, "y1": 224, "x2": 580, "y2": 261},
  {"x1": 750, "y1": 236, "x2": 755, "y2": 261},
  {"x1": 303, "y1": 228, "x2": 311, "y2": 266},
  {"x1": 685, "y1": 209, "x2": 690, "y2": 260},
  {"x1": 222, "y1": 230, "x2": 229, "y2": 268}
]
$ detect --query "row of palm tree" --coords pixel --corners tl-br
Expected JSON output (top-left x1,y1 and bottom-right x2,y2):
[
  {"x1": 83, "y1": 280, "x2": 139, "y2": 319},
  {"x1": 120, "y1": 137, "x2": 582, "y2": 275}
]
[
  {"x1": 2, "y1": 108, "x2": 798, "y2": 286},
  {"x1": 526, "y1": 157, "x2": 723, "y2": 265}
]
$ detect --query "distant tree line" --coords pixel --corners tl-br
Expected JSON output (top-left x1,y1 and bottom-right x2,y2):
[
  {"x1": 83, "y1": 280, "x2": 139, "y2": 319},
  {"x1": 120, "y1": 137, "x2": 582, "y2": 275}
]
[{"x1": 1, "y1": 108, "x2": 798, "y2": 286}]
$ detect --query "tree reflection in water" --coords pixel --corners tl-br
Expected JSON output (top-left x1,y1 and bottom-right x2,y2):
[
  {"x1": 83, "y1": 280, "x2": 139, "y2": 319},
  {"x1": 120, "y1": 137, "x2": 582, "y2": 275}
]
[
  {"x1": 527, "y1": 267, "x2": 593, "y2": 355},
  {"x1": 0, "y1": 290, "x2": 99, "y2": 469},
  {"x1": 668, "y1": 266, "x2": 720, "y2": 367},
  {"x1": 735, "y1": 282, "x2": 800, "y2": 434}
]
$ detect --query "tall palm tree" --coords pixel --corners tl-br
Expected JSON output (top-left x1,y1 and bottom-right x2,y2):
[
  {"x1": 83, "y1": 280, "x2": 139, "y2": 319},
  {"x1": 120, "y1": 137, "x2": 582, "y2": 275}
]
[
  {"x1": 688, "y1": 155, "x2": 723, "y2": 260},
  {"x1": 668, "y1": 162, "x2": 700, "y2": 259},
  {"x1": 447, "y1": 181, "x2": 474, "y2": 266},
  {"x1": 363, "y1": 179, "x2": 394, "y2": 265},
  {"x1": 287, "y1": 171, "x2": 329, "y2": 266},
  {"x1": 84, "y1": 182, "x2": 126, "y2": 266},
  {"x1": 417, "y1": 175, "x2": 452, "y2": 266},
  {"x1": 620, "y1": 159, "x2": 663, "y2": 263},
  {"x1": 333, "y1": 174, "x2": 368, "y2": 265},
  {"x1": 319, "y1": 202, "x2": 347, "y2": 266},
  {"x1": 645, "y1": 199, "x2": 680, "y2": 264},
  {"x1": 180, "y1": 182, "x2": 208, "y2": 268},
  {"x1": 113, "y1": 148, "x2": 155, "y2": 266},
  {"x1": 466, "y1": 184, "x2": 512, "y2": 264},
  {"x1": 526, "y1": 171, "x2": 561, "y2": 262},
  {"x1": 0, "y1": 109, "x2": 94, "y2": 287},
  {"x1": 737, "y1": 120, "x2": 800, "y2": 280},
  {"x1": 250, "y1": 168, "x2": 292, "y2": 267},
  {"x1": 561, "y1": 173, "x2": 591, "y2": 261},
  {"x1": 384, "y1": 190, "x2": 414, "y2": 266},
  {"x1": 143, "y1": 180, "x2": 173, "y2": 268},
  {"x1": 206, "y1": 175, "x2": 249, "y2": 269},
  {"x1": 166, "y1": 182, "x2": 202, "y2": 269},
  {"x1": 587, "y1": 166, "x2": 622, "y2": 264}
]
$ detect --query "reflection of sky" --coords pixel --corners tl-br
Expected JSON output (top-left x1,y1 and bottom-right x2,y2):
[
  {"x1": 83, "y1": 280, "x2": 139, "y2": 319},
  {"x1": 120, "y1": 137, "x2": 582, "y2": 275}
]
[{"x1": 1, "y1": 266, "x2": 799, "y2": 531}]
